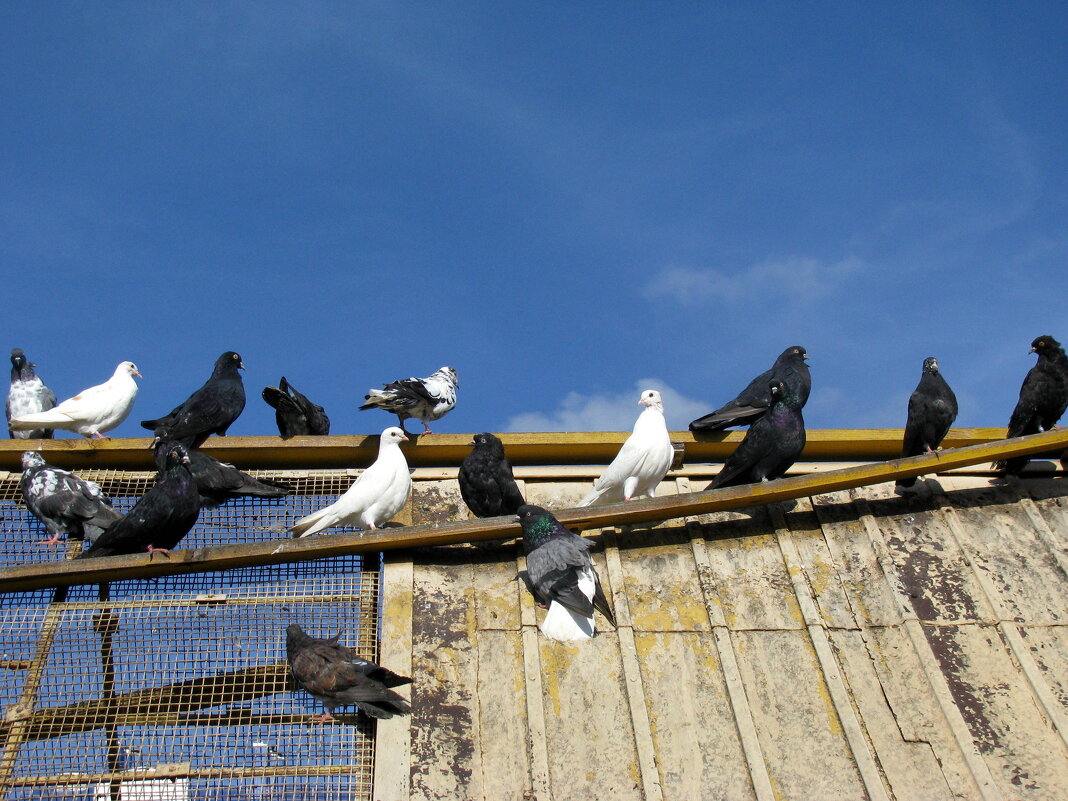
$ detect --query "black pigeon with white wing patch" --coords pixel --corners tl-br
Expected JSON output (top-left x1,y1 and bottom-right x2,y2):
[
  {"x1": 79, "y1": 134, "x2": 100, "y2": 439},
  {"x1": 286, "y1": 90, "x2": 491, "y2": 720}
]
[{"x1": 359, "y1": 366, "x2": 458, "y2": 435}]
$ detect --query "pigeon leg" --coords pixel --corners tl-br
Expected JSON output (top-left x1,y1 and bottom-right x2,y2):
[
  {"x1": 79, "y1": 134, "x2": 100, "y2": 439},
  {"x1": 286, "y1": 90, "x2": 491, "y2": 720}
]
[
  {"x1": 37, "y1": 534, "x2": 62, "y2": 546},
  {"x1": 422, "y1": 421, "x2": 433, "y2": 434},
  {"x1": 146, "y1": 545, "x2": 171, "y2": 557},
  {"x1": 313, "y1": 711, "x2": 335, "y2": 724},
  {"x1": 395, "y1": 416, "x2": 414, "y2": 435}
]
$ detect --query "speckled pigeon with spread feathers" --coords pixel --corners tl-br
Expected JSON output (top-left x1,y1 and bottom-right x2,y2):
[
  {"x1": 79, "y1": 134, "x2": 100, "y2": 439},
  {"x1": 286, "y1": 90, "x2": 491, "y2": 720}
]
[
  {"x1": 19, "y1": 451, "x2": 121, "y2": 544},
  {"x1": 7, "y1": 349, "x2": 56, "y2": 439},
  {"x1": 286, "y1": 624, "x2": 412, "y2": 722},
  {"x1": 360, "y1": 366, "x2": 458, "y2": 434}
]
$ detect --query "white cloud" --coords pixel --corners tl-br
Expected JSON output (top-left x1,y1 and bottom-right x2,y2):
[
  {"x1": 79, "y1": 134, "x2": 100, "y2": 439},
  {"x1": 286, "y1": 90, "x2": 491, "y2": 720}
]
[
  {"x1": 505, "y1": 379, "x2": 709, "y2": 433},
  {"x1": 643, "y1": 256, "x2": 863, "y2": 307}
]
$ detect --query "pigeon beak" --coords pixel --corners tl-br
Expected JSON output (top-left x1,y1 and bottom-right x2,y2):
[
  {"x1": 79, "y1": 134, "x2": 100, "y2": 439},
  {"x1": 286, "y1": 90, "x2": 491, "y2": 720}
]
[
  {"x1": 468, "y1": 439, "x2": 476, "y2": 446},
  {"x1": 239, "y1": 362, "x2": 246, "y2": 370},
  {"x1": 133, "y1": 369, "x2": 143, "y2": 378},
  {"x1": 513, "y1": 514, "x2": 521, "y2": 523}
]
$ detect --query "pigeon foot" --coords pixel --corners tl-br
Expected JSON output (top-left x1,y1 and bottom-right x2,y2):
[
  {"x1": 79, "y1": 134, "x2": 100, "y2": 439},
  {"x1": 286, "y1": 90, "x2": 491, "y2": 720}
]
[
  {"x1": 37, "y1": 535, "x2": 62, "y2": 546},
  {"x1": 313, "y1": 712, "x2": 335, "y2": 724},
  {"x1": 146, "y1": 545, "x2": 171, "y2": 557}
]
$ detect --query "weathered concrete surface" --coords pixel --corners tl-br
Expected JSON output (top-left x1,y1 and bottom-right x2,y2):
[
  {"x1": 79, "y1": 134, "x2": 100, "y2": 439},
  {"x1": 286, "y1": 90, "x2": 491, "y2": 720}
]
[{"x1": 383, "y1": 472, "x2": 1068, "y2": 800}]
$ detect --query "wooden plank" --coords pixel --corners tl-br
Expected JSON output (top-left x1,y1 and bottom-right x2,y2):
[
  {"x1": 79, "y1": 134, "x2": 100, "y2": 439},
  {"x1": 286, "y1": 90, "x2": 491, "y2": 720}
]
[
  {"x1": 373, "y1": 557, "x2": 414, "y2": 801},
  {"x1": 5, "y1": 428, "x2": 1068, "y2": 595},
  {"x1": 731, "y1": 629, "x2": 869, "y2": 800},
  {"x1": 633, "y1": 632, "x2": 757, "y2": 801},
  {"x1": 476, "y1": 630, "x2": 532, "y2": 801},
  {"x1": 0, "y1": 428, "x2": 1017, "y2": 471},
  {"x1": 538, "y1": 634, "x2": 642, "y2": 801}
]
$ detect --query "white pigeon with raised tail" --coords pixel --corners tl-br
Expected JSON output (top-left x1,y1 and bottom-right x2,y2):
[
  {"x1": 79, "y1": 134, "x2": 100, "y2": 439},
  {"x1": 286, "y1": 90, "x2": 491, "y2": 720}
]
[
  {"x1": 578, "y1": 389, "x2": 674, "y2": 506},
  {"x1": 289, "y1": 427, "x2": 412, "y2": 537},
  {"x1": 9, "y1": 361, "x2": 141, "y2": 439}
]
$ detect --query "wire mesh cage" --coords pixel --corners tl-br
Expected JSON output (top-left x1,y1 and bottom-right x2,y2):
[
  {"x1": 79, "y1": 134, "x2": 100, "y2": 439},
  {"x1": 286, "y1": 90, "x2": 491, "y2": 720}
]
[{"x1": 0, "y1": 468, "x2": 382, "y2": 801}]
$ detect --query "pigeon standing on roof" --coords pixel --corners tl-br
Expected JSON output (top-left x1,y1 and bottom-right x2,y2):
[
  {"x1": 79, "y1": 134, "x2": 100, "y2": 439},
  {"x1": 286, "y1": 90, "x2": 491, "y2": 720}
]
[
  {"x1": 286, "y1": 624, "x2": 412, "y2": 722},
  {"x1": 896, "y1": 357, "x2": 958, "y2": 492},
  {"x1": 359, "y1": 366, "x2": 458, "y2": 435},
  {"x1": 19, "y1": 451, "x2": 122, "y2": 545},
  {"x1": 289, "y1": 427, "x2": 411, "y2": 537},
  {"x1": 711, "y1": 379, "x2": 806, "y2": 489},
  {"x1": 994, "y1": 335, "x2": 1068, "y2": 475},
  {"x1": 515, "y1": 504, "x2": 616, "y2": 641},
  {"x1": 262, "y1": 377, "x2": 330, "y2": 439},
  {"x1": 152, "y1": 437, "x2": 292, "y2": 509},
  {"x1": 9, "y1": 362, "x2": 141, "y2": 439},
  {"x1": 579, "y1": 389, "x2": 674, "y2": 507},
  {"x1": 7, "y1": 349, "x2": 57, "y2": 439},
  {"x1": 458, "y1": 432, "x2": 526, "y2": 518},
  {"x1": 690, "y1": 346, "x2": 810, "y2": 432},
  {"x1": 53, "y1": 441, "x2": 201, "y2": 602},
  {"x1": 141, "y1": 351, "x2": 246, "y2": 448}
]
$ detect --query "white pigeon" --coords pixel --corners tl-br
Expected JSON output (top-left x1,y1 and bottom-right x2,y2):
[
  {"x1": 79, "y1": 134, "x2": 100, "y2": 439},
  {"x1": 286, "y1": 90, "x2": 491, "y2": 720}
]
[
  {"x1": 289, "y1": 427, "x2": 412, "y2": 537},
  {"x1": 9, "y1": 361, "x2": 141, "y2": 439},
  {"x1": 359, "y1": 366, "x2": 458, "y2": 434},
  {"x1": 578, "y1": 389, "x2": 674, "y2": 506}
]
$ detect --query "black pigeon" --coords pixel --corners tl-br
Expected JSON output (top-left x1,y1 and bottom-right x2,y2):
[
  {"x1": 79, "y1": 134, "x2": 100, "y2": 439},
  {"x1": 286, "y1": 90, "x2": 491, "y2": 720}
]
[
  {"x1": 458, "y1": 433, "x2": 526, "y2": 518},
  {"x1": 19, "y1": 451, "x2": 121, "y2": 544},
  {"x1": 515, "y1": 504, "x2": 615, "y2": 641},
  {"x1": 53, "y1": 441, "x2": 200, "y2": 602},
  {"x1": 152, "y1": 437, "x2": 292, "y2": 509},
  {"x1": 262, "y1": 377, "x2": 330, "y2": 439},
  {"x1": 141, "y1": 351, "x2": 246, "y2": 448},
  {"x1": 896, "y1": 357, "x2": 958, "y2": 491},
  {"x1": 7, "y1": 349, "x2": 57, "y2": 440},
  {"x1": 995, "y1": 335, "x2": 1068, "y2": 475},
  {"x1": 690, "y1": 345, "x2": 811, "y2": 432},
  {"x1": 286, "y1": 624, "x2": 412, "y2": 722},
  {"x1": 711, "y1": 379, "x2": 806, "y2": 488}
]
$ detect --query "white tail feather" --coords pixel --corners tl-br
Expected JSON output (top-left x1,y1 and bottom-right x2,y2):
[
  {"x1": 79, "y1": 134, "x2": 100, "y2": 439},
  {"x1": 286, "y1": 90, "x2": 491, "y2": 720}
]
[{"x1": 539, "y1": 601, "x2": 595, "y2": 641}]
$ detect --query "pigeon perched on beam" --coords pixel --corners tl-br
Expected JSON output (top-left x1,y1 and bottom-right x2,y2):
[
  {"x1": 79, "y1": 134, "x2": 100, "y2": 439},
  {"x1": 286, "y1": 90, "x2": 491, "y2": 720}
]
[
  {"x1": 515, "y1": 504, "x2": 615, "y2": 641},
  {"x1": 286, "y1": 624, "x2": 412, "y2": 722},
  {"x1": 579, "y1": 389, "x2": 674, "y2": 506},
  {"x1": 262, "y1": 377, "x2": 330, "y2": 439},
  {"x1": 53, "y1": 441, "x2": 201, "y2": 602},
  {"x1": 7, "y1": 349, "x2": 57, "y2": 439},
  {"x1": 690, "y1": 346, "x2": 810, "y2": 432},
  {"x1": 141, "y1": 351, "x2": 246, "y2": 448},
  {"x1": 995, "y1": 335, "x2": 1068, "y2": 474},
  {"x1": 289, "y1": 427, "x2": 411, "y2": 537},
  {"x1": 896, "y1": 357, "x2": 958, "y2": 492},
  {"x1": 9, "y1": 362, "x2": 141, "y2": 439},
  {"x1": 711, "y1": 379, "x2": 806, "y2": 488},
  {"x1": 359, "y1": 366, "x2": 458, "y2": 435},
  {"x1": 19, "y1": 451, "x2": 121, "y2": 545},
  {"x1": 458, "y1": 432, "x2": 526, "y2": 518},
  {"x1": 152, "y1": 437, "x2": 292, "y2": 509}
]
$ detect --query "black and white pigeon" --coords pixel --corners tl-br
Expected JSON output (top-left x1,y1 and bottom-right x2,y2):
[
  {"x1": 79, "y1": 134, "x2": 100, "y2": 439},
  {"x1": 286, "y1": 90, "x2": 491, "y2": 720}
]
[
  {"x1": 286, "y1": 623, "x2": 412, "y2": 722},
  {"x1": 994, "y1": 335, "x2": 1068, "y2": 475},
  {"x1": 711, "y1": 379, "x2": 806, "y2": 489},
  {"x1": 53, "y1": 441, "x2": 201, "y2": 602},
  {"x1": 8, "y1": 349, "x2": 57, "y2": 439},
  {"x1": 458, "y1": 432, "x2": 526, "y2": 518},
  {"x1": 19, "y1": 451, "x2": 122, "y2": 545},
  {"x1": 9, "y1": 361, "x2": 141, "y2": 438},
  {"x1": 141, "y1": 351, "x2": 246, "y2": 448},
  {"x1": 151, "y1": 437, "x2": 292, "y2": 509},
  {"x1": 262, "y1": 377, "x2": 330, "y2": 439},
  {"x1": 579, "y1": 389, "x2": 674, "y2": 506},
  {"x1": 690, "y1": 345, "x2": 810, "y2": 432},
  {"x1": 359, "y1": 366, "x2": 458, "y2": 435},
  {"x1": 896, "y1": 357, "x2": 958, "y2": 492},
  {"x1": 515, "y1": 504, "x2": 615, "y2": 641},
  {"x1": 289, "y1": 427, "x2": 412, "y2": 536}
]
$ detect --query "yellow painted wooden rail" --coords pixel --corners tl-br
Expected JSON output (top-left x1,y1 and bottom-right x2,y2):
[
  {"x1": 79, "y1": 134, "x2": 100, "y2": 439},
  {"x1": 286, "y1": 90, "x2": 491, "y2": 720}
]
[
  {"x1": 1, "y1": 427, "x2": 1065, "y2": 596},
  {"x1": 0, "y1": 427, "x2": 1012, "y2": 470}
]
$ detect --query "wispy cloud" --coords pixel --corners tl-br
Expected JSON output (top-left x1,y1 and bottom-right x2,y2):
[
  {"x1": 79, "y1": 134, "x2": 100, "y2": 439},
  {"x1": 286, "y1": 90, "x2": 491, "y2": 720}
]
[
  {"x1": 642, "y1": 257, "x2": 864, "y2": 307},
  {"x1": 505, "y1": 379, "x2": 709, "y2": 433}
]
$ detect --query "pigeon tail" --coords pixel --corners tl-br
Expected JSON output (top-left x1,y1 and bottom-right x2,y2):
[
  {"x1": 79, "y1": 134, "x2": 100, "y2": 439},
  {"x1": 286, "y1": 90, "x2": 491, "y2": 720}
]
[{"x1": 539, "y1": 601, "x2": 595, "y2": 641}]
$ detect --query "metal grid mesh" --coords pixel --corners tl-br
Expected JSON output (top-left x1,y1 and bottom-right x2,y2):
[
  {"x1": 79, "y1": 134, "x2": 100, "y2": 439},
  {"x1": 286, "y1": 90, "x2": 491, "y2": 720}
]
[{"x1": 0, "y1": 468, "x2": 382, "y2": 801}]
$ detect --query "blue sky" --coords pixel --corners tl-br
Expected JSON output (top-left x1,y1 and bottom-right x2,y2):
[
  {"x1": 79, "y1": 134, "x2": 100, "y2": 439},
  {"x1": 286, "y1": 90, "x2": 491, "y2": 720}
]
[{"x1": 4, "y1": 3, "x2": 1067, "y2": 437}]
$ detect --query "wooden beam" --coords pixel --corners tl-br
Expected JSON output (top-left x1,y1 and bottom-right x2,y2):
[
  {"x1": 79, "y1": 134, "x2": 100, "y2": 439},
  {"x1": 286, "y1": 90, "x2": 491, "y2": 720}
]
[
  {"x1": 0, "y1": 428, "x2": 1064, "y2": 596},
  {"x1": 0, "y1": 428, "x2": 1015, "y2": 471}
]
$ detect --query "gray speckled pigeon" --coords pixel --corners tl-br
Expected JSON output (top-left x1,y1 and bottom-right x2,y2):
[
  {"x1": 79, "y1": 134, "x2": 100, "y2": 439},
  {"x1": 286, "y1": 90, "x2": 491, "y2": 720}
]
[
  {"x1": 360, "y1": 366, "x2": 458, "y2": 434},
  {"x1": 19, "y1": 451, "x2": 121, "y2": 544}
]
